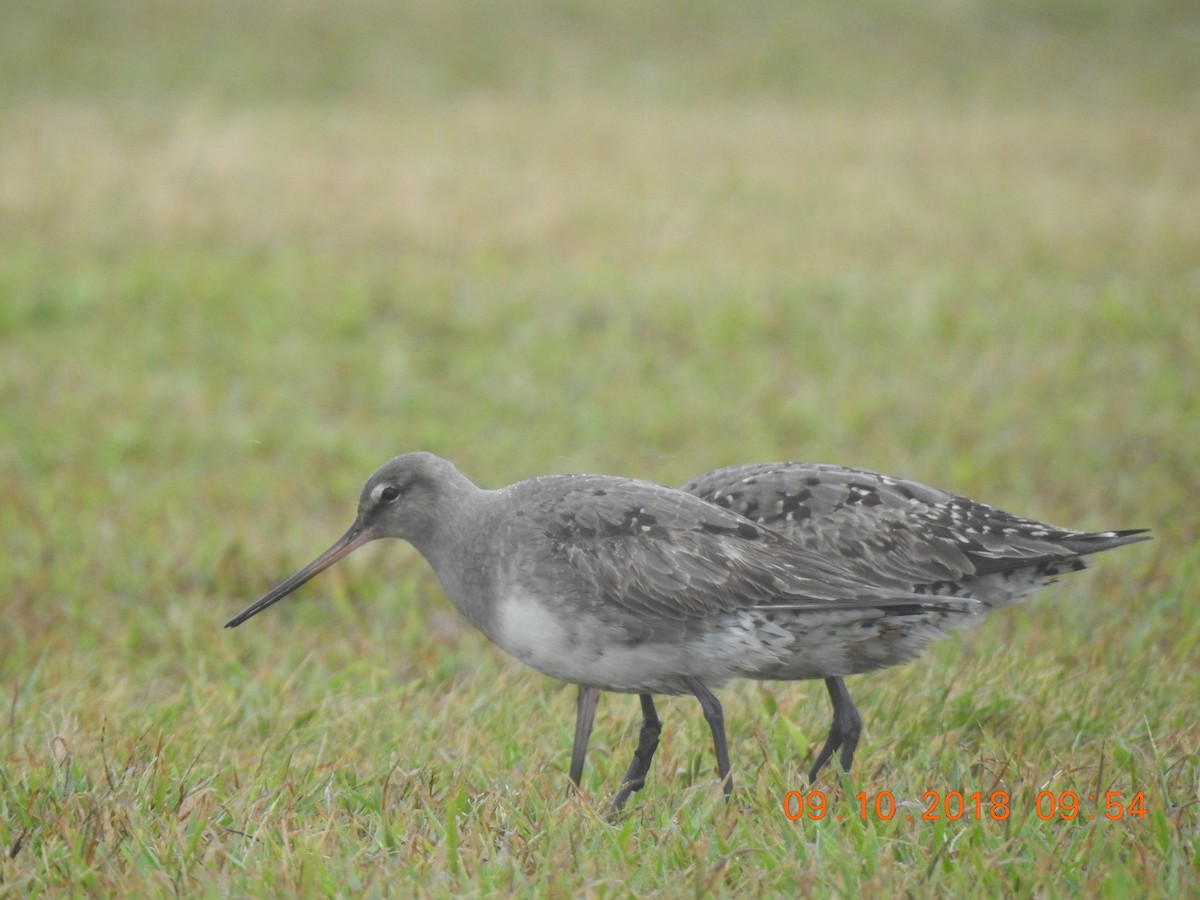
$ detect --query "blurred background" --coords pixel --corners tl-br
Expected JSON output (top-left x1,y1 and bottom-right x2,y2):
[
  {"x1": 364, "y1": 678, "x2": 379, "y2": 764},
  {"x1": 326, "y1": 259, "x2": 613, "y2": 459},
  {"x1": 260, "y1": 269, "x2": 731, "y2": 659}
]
[
  {"x1": 0, "y1": 0, "x2": 1195, "y2": 890},
  {"x1": 3, "y1": 0, "x2": 1193, "y2": 595}
]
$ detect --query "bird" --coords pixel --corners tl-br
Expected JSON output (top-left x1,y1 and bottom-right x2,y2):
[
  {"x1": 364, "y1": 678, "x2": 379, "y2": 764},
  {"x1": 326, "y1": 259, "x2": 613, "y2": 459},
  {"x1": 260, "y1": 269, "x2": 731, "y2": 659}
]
[
  {"x1": 566, "y1": 461, "x2": 1150, "y2": 809},
  {"x1": 225, "y1": 452, "x2": 984, "y2": 808}
]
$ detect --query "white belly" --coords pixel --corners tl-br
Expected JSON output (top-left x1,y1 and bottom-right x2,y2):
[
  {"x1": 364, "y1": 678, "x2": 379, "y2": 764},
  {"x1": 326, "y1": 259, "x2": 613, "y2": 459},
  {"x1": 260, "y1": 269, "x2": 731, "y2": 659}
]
[
  {"x1": 490, "y1": 589, "x2": 980, "y2": 692},
  {"x1": 490, "y1": 589, "x2": 799, "y2": 694}
]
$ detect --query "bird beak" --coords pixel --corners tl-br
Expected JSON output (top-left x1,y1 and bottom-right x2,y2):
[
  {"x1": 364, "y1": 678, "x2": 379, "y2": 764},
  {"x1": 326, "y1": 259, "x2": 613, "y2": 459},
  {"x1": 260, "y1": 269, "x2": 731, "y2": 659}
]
[{"x1": 224, "y1": 521, "x2": 374, "y2": 628}]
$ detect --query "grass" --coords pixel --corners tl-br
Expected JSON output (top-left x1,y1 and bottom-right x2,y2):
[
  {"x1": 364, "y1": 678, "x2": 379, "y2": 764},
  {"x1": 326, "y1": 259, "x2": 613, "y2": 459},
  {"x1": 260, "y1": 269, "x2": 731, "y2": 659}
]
[{"x1": 1, "y1": 0, "x2": 1196, "y2": 894}]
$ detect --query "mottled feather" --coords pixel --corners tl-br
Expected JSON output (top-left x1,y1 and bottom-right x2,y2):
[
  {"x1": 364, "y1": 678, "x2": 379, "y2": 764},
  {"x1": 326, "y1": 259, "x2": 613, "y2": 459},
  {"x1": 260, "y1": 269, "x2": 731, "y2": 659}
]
[
  {"x1": 505, "y1": 473, "x2": 977, "y2": 623},
  {"x1": 683, "y1": 461, "x2": 1150, "y2": 606}
]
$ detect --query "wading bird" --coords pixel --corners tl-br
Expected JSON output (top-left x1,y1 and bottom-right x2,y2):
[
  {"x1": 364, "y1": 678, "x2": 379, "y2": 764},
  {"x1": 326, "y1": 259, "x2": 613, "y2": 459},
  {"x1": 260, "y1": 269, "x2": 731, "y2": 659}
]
[{"x1": 227, "y1": 453, "x2": 1003, "y2": 807}]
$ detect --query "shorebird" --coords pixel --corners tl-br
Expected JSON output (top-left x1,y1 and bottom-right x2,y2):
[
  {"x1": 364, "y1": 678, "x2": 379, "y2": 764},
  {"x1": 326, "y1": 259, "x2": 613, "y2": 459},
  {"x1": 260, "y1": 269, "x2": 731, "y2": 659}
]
[
  {"x1": 226, "y1": 452, "x2": 983, "y2": 806},
  {"x1": 567, "y1": 462, "x2": 1150, "y2": 808}
]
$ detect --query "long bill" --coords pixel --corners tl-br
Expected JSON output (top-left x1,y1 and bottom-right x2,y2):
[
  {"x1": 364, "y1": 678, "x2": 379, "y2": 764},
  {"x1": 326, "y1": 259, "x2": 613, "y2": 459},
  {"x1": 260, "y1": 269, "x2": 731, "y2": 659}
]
[{"x1": 224, "y1": 522, "x2": 374, "y2": 628}]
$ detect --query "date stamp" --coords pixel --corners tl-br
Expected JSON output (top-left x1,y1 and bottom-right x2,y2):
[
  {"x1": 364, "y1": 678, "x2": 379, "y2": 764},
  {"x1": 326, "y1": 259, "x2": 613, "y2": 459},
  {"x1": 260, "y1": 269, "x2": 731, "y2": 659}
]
[{"x1": 782, "y1": 789, "x2": 1148, "y2": 822}]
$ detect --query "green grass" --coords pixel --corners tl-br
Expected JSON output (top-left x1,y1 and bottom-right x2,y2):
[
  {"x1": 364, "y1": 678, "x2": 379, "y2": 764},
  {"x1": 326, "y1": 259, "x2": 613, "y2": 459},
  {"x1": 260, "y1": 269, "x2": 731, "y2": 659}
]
[{"x1": 1, "y1": 0, "x2": 1196, "y2": 895}]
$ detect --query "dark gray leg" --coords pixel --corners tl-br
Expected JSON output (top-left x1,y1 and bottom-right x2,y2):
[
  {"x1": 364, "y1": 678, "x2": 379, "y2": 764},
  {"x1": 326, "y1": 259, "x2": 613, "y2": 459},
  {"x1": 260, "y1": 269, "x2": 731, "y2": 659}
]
[
  {"x1": 608, "y1": 694, "x2": 662, "y2": 812},
  {"x1": 570, "y1": 686, "x2": 600, "y2": 792},
  {"x1": 682, "y1": 676, "x2": 732, "y2": 799},
  {"x1": 808, "y1": 676, "x2": 861, "y2": 782}
]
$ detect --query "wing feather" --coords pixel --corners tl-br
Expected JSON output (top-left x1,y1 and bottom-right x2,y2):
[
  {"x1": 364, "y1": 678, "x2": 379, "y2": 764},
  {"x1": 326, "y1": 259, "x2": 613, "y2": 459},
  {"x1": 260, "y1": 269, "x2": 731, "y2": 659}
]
[
  {"x1": 682, "y1": 461, "x2": 1150, "y2": 589},
  {"x1": 514, "y1": 474, "x2": 977, "y2": 623}
]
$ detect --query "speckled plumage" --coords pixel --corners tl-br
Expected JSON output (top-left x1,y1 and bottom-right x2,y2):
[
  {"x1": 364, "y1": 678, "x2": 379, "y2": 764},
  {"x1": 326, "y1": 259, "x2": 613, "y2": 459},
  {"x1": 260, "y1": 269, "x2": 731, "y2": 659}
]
[
  {"x1": 225, "y1": 452, "x2": 983, "y2": 808},
  {"x1": 674, "y1": 461, "x2": 1150, "y2": 785},
  {"x1": 573, "y1": 462, "x2": 1149, "y2": 807},
  {"x1": 683, "y1": 462, "x2": 1149, "y2": 607}
]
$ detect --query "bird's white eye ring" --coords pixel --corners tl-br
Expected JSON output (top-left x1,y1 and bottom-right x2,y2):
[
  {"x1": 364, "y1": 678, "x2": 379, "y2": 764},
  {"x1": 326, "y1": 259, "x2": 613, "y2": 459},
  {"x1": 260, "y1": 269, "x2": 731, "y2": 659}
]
[{"x1": 378, "y1": 485, "x2": 403, "y2": 503}]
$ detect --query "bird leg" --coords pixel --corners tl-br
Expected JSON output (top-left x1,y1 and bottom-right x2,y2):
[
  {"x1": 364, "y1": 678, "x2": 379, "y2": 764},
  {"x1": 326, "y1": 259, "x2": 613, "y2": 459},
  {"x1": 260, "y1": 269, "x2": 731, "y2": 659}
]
[
  {"x1": 682, "y1": 676, "x2": 732, "y2": 799},
  {"x1": 608, "y1": 694, "x2": 662, "y2": 812},
  {"x1": 569, "y1": 685, "x2": 600, "y2": 794},
  {"x1": 808, "y1": 676, "x2": 861, "y2": 782}
]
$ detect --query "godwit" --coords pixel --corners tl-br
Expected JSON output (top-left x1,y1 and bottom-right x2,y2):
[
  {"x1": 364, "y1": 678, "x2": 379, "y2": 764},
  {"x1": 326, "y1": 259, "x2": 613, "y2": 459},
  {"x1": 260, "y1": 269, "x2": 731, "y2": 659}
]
[{"x1": 226, "y1": 453, "x2": 982, "y2": 806}]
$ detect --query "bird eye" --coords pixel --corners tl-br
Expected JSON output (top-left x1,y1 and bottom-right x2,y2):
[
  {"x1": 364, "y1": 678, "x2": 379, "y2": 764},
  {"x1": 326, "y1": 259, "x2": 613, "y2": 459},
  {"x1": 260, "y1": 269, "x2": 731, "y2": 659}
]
[{"x1": 379, "y1": 485, "x2": 403, "y2": 503}]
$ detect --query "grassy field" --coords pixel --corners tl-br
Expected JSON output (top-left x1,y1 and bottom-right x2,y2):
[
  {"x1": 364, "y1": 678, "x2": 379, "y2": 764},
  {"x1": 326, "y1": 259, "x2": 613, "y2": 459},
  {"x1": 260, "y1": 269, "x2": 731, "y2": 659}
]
[{"x1": 1, "y1": 0, "x2": 1196, "y2": 894}]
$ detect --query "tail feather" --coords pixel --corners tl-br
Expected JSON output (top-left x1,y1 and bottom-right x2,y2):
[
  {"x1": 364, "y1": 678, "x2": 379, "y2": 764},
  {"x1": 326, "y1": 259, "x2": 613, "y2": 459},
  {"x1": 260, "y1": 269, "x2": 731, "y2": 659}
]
[{"x1": 1060, "y1": 528, "x2": 1152, "y2": 558}]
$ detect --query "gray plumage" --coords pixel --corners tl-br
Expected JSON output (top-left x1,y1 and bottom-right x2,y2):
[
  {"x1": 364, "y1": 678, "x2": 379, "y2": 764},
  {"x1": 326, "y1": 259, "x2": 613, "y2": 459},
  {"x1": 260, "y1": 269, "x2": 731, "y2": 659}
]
[
  {"x1": 226, "y1": 453, "x2": 1148, "y2": 811},
  {"x1": 666, "y1": 460, "x2": 1151, "y2": 786},
  {"x1": 682, "y1": 461, "x2": 1150, "y2": 608},
  {"x1": 226, "y1": 452, "x2": 984, "y2": 807}
]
